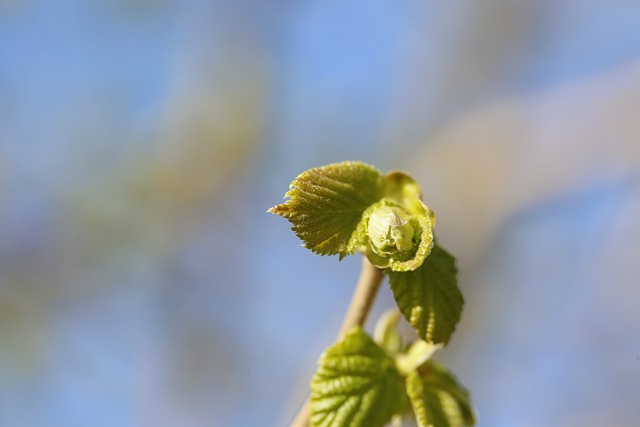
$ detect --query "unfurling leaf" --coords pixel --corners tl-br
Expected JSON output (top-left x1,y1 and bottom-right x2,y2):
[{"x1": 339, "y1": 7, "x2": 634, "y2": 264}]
[
  {"x1": 270, "y1": 162, "x2": 437, "y2": 271},
  {"x1": 388, "y1": 244, "x2": 463, "y2": 344},
  {"x1": 383, "y1": 171, "x2": 432, "y2": 219},
  {"x1": 395, "y1": 340, "x2": 442, "y2": 376},
  {"x1": 270, "y1": 162, "x2": 475, "y2": 427},
  {"x1": 368, "y1": 206, "x2": 415, "y2": 253},
  {"x1": 310, "y1": 328, "x2": 406, "y2": 427},
  {"x1": 362, "y1": 171, "x2": 435, "y2": 272},
  {"x1": 268, "y1": 161, "x2": 384, "y2": 257},
  {"x1": 406, "y1": 362, "x2": 475, "y2": 427},
  {"x1": 373, "y1": 309, "x2": 403, "y2": 355}
]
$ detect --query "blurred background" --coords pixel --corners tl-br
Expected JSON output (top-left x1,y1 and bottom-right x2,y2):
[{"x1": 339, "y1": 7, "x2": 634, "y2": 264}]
[{"x1": 1, "y1": 0, "x2": 640, "y2": 426}]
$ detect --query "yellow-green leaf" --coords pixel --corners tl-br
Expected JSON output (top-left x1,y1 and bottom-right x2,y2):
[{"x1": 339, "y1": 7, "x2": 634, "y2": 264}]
[
  {"x1": 406, "y1": 362, "x2": 475, "y2": 427},
  {"x1": 388, "y1": 244, "x2": 463, "y2": 344},
  {"x1": 268, "y1": 161, "x2": 384, "y2": 257},
  {"x1": 310, "y1": 328, "x2": 406, "y2": 427}
]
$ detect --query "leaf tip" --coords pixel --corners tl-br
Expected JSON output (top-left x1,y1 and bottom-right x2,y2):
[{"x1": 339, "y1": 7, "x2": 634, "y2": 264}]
[{"x1": 267, "y1": 202, "x2": 290, "y2": 217}]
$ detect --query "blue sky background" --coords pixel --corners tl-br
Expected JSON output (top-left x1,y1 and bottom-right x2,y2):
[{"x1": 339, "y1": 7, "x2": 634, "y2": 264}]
[{"x1": 1, "y1": 1, "x2": 640, "y2": 426}]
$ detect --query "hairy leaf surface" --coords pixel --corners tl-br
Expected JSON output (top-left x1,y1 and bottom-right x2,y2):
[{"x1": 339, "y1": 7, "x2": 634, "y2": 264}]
[
  {"x1": 406, "y1": 362, "x2": 475, "y2": 427},
  {"x1": 388, "y1": 244, "x2": 463, "y2": 344},
  {"x1": 310, "y1": 328, "x2": 406, "y2": 427},
  {"x1": 269, "y1": 161, "x2": 384, "y2": 257}
]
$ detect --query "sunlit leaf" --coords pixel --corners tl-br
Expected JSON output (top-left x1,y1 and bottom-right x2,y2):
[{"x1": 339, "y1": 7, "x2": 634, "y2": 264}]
[
  {"x1": 383, "y1": 171, "x2": 428, "y2": 218},
  {"x1": 373, "y1": 309, "x2": 403, "y2": 355},
  {"x1": 395, "y1": 340, "x2": 442, "y2": 376},
  {"x1": 268, "y1": 162, "x2": 384, "y2": 257},
  {"x1": 388, "y1": 244, "x2": 463, "y2": 344},
  {"x1": 310, "y1": 328, "x2": 406, "y2": 427},
  {"x1": 406, "y1": 362, "x2": 475, "y2": 427}
]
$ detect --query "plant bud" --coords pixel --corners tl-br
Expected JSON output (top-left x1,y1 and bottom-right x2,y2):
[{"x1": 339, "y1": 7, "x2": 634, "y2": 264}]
[{"x1": 367, "y1": 206, "x2": 415, "y2": 255}]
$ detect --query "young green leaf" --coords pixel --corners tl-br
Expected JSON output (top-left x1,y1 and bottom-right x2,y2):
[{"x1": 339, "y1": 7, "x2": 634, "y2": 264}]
[
  {"x1": 373, "y1": 309, "x2": 403, "y2": 355},
  {"x1": 406, "y1": 362, "x2": 475, "y2": 427},
  {"x1": 310, "y1": 327, "x2": 406, "y2": 427},
  {"x1": 268, "y1": 161, "x2": 384, "y2": 257},
  {"x1": 368, "y1": 206, "x2": 416, "y2": 253},
  {"x1": 388, "y1": 244, "x2": 463, "y2": 344},
  {"x1": 383, "y1": 171, "x2": 430, "y2": 218},
  {"x1": 362, "y1": 203, "x2": 434, "y2": 272},
  {"x1": 361, "y1": 171, "x2": 435, "y2": 272},
  {"x1": 395, "y1": 340, "x2": 442, "y2": 376}
]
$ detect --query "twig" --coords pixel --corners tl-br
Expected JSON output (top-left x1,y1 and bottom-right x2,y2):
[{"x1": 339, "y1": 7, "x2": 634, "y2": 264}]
[{"x1": 289, "y1": 256, "x2": 385, "y2": 427}]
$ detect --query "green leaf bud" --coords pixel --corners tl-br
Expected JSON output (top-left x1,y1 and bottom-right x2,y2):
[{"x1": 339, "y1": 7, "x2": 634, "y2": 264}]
[{"x1": 367, "y1": 206, "x2": 415, "y2": 255}]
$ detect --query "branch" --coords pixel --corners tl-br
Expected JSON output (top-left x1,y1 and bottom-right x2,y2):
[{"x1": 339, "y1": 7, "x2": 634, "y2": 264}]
[
  {"x1": 338, "y1": 256, "x2": 386, "y2": 337},
  {"x1": 289, "y1": 256, "x2": 385, "y2": 427}
]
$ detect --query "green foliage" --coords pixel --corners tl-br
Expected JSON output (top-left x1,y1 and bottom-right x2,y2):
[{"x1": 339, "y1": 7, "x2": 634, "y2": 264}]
[
  {"x1": 310, "y1": 328, "x2": 407, "y2": 427},
  {"x1": 373, "y1": 309, "x2": 403, "y2": 355},
  {"x1": 388, "y1": 245, "x2": 463, "y2": 345},
  {"x1": 269, "y1": 162, "x2": 434, "y2": 270},
  {"x1": 365, "y1": 213, "x2": 434, "y2": 272},
  {"x1": 368, "y1": 206, "x2": 416, "y2": 254},
  {"x1": 269, "y1": 161, "x2": 475, "y2": 427},
  {"x1": 311, "y1": 322, "x2": 474, "y2": 427},
  {"x1": 406, "y1": 363, "x2": 475, "y2": 427},
  {"x1": 268, "y1": 161, "x2": 384, "y2": 257},
  {"x1": 395, "y1": 340, "x2": 442, "y2": 376}
]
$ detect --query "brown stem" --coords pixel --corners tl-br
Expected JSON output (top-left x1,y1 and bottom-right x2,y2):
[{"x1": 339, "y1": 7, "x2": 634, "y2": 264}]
[
  {"x1": 289, "y1": 256, "x2": 385, "y2": 427},
  {"x1": 337, "y1": 257, "x2": 386, "y2": 337},
  {"x1": 289, "y1": 400, "x2": 311, "y2": 427}
]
